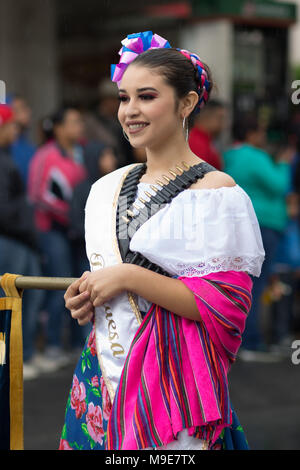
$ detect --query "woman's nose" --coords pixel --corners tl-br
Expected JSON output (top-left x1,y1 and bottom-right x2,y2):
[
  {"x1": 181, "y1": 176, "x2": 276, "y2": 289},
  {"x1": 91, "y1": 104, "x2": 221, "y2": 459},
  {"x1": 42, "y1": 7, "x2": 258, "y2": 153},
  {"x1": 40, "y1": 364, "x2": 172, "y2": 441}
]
[{"x1": 125, "y1": 98, "x2": 140, "y2": 117}]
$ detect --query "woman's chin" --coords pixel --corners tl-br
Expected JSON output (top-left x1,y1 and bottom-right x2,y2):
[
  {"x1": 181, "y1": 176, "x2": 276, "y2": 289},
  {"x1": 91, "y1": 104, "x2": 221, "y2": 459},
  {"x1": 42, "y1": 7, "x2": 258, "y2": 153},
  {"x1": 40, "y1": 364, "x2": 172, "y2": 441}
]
[{"x1": 128, "y1": 136, "x2": 148, "y2": 149}]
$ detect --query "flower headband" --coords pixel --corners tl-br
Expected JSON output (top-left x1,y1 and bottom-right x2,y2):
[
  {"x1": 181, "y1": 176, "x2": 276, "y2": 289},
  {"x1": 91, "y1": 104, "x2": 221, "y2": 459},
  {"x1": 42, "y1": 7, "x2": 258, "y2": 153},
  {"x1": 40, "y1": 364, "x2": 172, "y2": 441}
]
[{"x1": 111, "y1": 31, "x2": 211, "y2": 113}]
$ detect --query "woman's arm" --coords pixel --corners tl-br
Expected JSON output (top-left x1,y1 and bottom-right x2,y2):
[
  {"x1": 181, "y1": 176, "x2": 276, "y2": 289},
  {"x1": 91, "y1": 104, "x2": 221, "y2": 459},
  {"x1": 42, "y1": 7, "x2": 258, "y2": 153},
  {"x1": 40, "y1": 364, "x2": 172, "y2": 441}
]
[
  {"x1": 73, "y1": 263, "x2": 201, "y2": 323},
  {"x1": 124, "y1": 264, "x2": 200, "y2": 321}
]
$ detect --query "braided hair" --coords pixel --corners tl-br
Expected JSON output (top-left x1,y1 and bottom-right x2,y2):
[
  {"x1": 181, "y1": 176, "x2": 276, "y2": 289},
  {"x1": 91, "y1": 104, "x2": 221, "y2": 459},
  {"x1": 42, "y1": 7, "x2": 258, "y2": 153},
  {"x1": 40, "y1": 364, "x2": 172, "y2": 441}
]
[{"x1": 128, "y1": 47, "x2": 213, "y2": 128}]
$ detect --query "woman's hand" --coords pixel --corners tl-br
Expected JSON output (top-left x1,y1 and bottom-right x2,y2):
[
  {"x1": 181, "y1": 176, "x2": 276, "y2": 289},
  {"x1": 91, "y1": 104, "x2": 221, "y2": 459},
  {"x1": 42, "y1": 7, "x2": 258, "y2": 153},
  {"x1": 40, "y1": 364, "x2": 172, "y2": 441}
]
[
  {"x1": 64, "y1": 272, "x2": 95, "y2": 326},
  {"x1": 78, "y1": 264, "x2": 130, "y2": 308}
]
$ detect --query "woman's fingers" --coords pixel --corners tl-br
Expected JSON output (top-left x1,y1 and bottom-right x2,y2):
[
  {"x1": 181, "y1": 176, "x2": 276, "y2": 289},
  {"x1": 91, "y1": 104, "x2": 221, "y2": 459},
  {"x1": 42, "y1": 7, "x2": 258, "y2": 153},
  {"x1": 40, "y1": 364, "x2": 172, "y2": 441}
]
[
  {"x1": 64, "y1": 277, "x2": 82, "y2": 301},
  {"x1": 63, "y1": 272, "x2": 94, "y2": 326},
  {"x1": 77, "y1": 311, "x2": 94, "y2": 326},
  {"x1": 65, "y1": 290, "x2": 90, "y2": 311},
  {"x1": 70, "y1": 299, "x2": 94, "y2": 321}
]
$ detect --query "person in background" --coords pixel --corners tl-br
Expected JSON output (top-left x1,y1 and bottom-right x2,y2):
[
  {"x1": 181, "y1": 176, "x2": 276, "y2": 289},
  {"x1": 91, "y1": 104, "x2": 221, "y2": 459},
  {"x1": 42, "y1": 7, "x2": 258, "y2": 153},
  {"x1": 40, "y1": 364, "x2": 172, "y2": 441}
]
[
  {"x1": 7, "y1": 94, "x2": 37, "y2": 185},
  {"x1": 83, "y1": 78, "x2": 133, "y2": 167},
  {"x1": 0, "y1": 104, "x2": 43, "y2": 380},
  {"x1": 28, "y1": 106, "x2": 87, "y2": 371},
  {"x1": 223, "y1": 114, "x2": 291, "y2": 361},
  {"x1": 188, "y1": 99, "x2": 227, "y2": 170},
  {"x1": 265, "y1": 120, "x2": 300, "y2": 355},
  {"x1": 68, "y1": 141, "x2": 118, "y2": 350}
]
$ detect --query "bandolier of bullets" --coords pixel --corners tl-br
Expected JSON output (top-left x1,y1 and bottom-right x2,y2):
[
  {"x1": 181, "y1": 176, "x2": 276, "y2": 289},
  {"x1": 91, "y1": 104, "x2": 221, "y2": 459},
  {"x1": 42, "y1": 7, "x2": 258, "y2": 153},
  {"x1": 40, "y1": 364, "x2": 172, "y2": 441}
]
[{"x1": 116, "y1": 160, "x2": 216, "y2": 276}]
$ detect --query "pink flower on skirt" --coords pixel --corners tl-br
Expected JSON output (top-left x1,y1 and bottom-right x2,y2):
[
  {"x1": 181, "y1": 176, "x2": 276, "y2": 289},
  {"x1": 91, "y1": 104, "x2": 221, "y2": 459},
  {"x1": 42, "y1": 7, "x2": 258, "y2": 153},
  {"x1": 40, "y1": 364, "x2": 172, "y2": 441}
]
[
  {"x1": 71, "y1": 375, "x2": 87, "y2": 419},
  {"x1": 87, "y1": 326, "x2": 97, "y2": 356},
  {"x1": 59, "y1": 439, "x2": 73, "y2": 450},
  {"x1": 91, "y1": 375, "x2": 99, "y2": 388},
  {"x1": 100, "y1": 376, "x2": 112, "y2": 421},
  {"x1": 86, "y1": 402, "x2": 104, "y2": 444}
]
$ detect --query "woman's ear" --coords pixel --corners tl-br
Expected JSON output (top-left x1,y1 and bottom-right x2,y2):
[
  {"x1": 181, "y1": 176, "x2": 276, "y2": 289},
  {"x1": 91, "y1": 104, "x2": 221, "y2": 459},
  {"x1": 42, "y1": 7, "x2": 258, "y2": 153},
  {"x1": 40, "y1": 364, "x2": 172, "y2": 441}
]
[{"x1": 180, "y1": 91, "x2": 199, "y2": 119}]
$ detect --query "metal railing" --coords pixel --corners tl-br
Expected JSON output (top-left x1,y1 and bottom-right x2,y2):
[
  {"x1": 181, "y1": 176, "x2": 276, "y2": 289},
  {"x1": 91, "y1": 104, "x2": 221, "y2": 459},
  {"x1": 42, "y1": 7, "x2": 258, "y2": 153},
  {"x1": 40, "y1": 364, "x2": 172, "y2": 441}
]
[{"x1": 0, "y1": 275, "x2": 78, "y2": 291}]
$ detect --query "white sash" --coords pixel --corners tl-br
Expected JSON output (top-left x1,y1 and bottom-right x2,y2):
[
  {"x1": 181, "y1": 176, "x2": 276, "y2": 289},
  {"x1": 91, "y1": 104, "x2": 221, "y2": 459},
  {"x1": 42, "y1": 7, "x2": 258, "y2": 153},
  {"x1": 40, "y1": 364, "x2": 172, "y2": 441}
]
[{"x1": 84, "y1": 163, "x2": 143, "y2": 403}]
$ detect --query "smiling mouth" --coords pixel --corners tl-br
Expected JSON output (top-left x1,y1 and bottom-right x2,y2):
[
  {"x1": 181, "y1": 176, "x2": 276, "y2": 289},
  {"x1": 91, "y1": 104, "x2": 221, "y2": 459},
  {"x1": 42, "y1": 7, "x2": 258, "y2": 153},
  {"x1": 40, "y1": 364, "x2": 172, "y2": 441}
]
[{"x1": 127, "y1": 123, "x2": 149, "y2": 134}]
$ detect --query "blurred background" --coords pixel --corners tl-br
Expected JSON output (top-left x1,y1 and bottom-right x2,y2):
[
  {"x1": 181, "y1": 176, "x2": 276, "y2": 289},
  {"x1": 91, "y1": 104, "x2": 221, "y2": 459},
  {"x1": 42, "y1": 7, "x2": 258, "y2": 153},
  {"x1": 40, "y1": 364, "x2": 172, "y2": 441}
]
[{"x1": 1, "y1": 0, "x2": 300, "y2": 450}]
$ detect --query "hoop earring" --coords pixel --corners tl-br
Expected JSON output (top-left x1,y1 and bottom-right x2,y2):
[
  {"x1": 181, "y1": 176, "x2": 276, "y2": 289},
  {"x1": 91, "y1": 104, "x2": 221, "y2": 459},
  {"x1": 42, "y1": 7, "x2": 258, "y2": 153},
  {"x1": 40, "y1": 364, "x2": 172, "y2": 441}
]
[
  {"x1": 182, "y1": 117, "x2": 189, "y2": 142},
  {"x1": 123, "y1": 128, "x2": 130, "y2": 142}
]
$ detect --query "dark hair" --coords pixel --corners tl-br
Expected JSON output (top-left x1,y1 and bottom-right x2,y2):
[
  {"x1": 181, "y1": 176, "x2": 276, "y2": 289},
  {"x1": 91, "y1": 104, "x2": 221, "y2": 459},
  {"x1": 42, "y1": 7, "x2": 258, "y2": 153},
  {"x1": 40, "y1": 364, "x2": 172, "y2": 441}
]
[
  {"x1": 233, "y1": 114, "x2": 260, "y2": 142},
  {"x1": 200, "y1": 98, "x2": 225, "y2": 113},
  {"x1": 51, "y1": 106, "x2": 79, "y2": 128},
  {"x1": 128, "y1": 48, "x2": 213, "y2": 129},
  {"x1": 41, "y1": 106, "x2": 79, "y2": 140}
]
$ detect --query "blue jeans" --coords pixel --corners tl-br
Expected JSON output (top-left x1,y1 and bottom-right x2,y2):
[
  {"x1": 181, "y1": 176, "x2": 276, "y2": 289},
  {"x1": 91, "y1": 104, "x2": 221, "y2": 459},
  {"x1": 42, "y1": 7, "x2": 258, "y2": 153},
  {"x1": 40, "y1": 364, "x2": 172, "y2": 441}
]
[
  {"x1": 38, "y1": 230, "x2": 73, "y2": 349},
  {"x1": 242, "y1": 226, "x2": 283, "y2": 350},
  {"x1": 38, "y1": 230, "x2": 90, "y2": 350},
  {"x1": 0, "y1": 236, "x2": 44, "y2": 362}
]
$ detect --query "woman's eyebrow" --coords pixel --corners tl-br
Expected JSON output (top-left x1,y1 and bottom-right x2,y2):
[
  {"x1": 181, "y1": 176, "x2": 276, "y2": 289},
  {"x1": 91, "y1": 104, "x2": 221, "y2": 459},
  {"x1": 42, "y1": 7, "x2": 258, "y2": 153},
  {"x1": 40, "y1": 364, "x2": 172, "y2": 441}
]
[{"x1": 118, "y1": 87, "x2": 158, "y2": 93}]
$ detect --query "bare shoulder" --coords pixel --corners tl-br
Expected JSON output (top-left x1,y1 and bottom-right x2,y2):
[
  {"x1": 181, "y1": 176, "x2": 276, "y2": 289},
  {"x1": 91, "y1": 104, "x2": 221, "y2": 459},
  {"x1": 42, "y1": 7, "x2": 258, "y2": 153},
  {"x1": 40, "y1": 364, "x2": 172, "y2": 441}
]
[{"x1": 189, "y1": 170, "x2": 236, "y2": 190}]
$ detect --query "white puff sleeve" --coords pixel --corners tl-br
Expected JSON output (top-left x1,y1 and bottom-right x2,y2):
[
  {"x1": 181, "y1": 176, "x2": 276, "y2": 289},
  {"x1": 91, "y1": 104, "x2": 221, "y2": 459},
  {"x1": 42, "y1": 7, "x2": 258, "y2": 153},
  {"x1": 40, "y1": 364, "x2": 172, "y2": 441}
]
[{"x1": 129, "y1": 183, "x2": 265, "y2": 277}]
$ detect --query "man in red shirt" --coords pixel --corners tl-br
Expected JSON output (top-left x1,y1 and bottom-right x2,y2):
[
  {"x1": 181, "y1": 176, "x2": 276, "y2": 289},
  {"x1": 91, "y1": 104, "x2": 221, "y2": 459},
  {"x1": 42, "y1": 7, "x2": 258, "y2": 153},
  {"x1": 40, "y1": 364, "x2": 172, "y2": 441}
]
[{"x1": 188, "y1": 99, "x2": 227, "y2": 171}]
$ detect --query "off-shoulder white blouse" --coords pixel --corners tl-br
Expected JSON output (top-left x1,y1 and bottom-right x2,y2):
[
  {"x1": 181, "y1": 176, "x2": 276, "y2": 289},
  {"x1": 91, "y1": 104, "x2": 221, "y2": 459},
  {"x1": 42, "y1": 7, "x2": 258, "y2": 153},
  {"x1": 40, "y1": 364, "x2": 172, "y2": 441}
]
[{"x1": 129, "y1": 182, "x2": 265, "y2": 278}]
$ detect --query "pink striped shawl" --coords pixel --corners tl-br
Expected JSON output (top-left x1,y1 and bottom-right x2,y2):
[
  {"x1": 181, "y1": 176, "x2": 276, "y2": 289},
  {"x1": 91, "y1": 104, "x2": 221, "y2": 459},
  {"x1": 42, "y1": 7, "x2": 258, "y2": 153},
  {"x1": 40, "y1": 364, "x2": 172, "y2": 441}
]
[{"x1": 105, "y1": 270, "x2": 252, "y2": 450}]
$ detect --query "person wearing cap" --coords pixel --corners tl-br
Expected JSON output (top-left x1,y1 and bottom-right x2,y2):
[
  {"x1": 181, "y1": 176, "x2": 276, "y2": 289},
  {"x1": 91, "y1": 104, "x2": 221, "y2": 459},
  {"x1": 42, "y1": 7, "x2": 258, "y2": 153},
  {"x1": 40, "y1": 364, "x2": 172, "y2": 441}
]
[
  {"x1": 0, "y1": 104, "x2": 43, "y2": 380},
  {"x1": 83, "y1": 78, "x2": 134, "y2": 167}
]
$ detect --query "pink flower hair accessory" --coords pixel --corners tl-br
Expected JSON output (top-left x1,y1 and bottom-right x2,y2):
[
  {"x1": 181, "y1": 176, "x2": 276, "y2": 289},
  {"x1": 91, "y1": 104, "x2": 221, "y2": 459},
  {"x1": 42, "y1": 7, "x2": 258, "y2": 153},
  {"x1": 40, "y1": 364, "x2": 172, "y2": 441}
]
[{"x1": 111, "y1": 31, "x2": 171, "y2": 87}]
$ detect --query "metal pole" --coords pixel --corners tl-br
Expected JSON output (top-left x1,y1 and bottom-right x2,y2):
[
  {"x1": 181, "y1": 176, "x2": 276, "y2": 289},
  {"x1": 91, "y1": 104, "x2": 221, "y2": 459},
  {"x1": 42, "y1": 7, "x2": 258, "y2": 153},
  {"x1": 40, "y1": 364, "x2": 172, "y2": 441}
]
[{"x1": 0, "y1": 275, "x2": 78, "y2": 291}]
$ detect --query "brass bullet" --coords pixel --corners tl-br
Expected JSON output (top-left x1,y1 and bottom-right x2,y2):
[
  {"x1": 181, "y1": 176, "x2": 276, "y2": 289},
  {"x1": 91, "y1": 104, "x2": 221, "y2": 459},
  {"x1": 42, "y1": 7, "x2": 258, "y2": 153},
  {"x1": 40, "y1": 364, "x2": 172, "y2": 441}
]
[
  {"x1": 122, "y1": 215, "x2": 130, "y2": 223},
  {"x1": 182, "y1": 161, "x2": 190, "y2": 170},
  {"x1": 175, "y1": 165, "x2": 184, "y2": 174}
]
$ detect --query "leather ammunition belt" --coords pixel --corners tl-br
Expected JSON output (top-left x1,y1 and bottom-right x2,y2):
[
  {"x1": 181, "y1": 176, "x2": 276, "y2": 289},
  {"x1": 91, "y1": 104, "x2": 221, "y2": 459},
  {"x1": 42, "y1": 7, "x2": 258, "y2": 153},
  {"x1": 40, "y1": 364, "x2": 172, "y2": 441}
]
[{"x1": 116, "y1": 160, "x2": 216, "y2": 277}]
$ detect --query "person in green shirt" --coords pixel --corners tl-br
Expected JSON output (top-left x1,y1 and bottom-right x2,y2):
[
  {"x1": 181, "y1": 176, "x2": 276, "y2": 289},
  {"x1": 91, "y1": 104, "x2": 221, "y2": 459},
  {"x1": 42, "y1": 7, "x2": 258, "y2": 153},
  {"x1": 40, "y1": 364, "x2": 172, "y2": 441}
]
[{"x1": 223, "y1": 115, "x2": 291, "y2": 361}]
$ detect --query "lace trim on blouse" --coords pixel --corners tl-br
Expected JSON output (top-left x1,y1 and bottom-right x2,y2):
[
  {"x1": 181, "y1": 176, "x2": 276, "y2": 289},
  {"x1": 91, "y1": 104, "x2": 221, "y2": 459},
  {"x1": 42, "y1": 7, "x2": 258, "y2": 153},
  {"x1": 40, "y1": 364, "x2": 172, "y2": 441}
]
[{"x1": 172, "y1": 255, "x2": 264, "y2": 278}]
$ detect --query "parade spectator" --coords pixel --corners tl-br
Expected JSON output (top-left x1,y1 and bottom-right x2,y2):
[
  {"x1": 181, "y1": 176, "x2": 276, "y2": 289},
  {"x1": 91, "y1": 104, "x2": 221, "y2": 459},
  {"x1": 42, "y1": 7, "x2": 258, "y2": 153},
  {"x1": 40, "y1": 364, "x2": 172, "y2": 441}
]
[
  {"x1": 188, "y1": 99, "x2": 227, "y2": 170},
  {"x1": 68, "y1": 140, "x2": 118, "y2": 347},
  {"x1": 28, "y1": 106, "x2": 87, "y2": 371},
  {"x1": 223, "y1": 114, "x2": 291, "y2": 361},
  {"x1": 8, "y1": 94, "x2": 37, "y2": 185},
  {"x1": 0, "y1": 104, "x2": 43, "y2": 380},
  {"x1": 265, "y1": 121, "x2": 300, "y2": 354},
  {"x1": 83, "y1": 78, "x2": 133, "y2": 166}
]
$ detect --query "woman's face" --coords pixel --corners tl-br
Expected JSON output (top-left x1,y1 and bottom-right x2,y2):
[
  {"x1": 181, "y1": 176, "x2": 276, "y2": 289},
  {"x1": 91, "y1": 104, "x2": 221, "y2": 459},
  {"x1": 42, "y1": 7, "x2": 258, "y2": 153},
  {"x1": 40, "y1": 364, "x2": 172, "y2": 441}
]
[{"x1": 117, "y1": 64, "x2": 181, "y2": 150}]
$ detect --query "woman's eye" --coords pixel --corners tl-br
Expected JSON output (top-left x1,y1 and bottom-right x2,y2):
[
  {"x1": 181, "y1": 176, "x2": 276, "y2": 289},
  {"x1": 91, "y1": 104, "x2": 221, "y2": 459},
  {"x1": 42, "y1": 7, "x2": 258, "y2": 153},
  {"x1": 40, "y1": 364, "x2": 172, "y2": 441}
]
[
  {"x1": 139, "y1": 94, "x2": 155, "y2": 100},
  {"x1": 118, "y1": 94, "x2": 156, "y2": 102}
]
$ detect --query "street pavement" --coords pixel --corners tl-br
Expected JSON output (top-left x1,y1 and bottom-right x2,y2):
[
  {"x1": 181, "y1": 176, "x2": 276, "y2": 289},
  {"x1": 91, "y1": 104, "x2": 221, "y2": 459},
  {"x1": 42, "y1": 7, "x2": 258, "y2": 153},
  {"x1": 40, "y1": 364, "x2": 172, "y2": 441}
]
[{"x1": 24, "y1": 353, "x2": 300, "y2": 450}]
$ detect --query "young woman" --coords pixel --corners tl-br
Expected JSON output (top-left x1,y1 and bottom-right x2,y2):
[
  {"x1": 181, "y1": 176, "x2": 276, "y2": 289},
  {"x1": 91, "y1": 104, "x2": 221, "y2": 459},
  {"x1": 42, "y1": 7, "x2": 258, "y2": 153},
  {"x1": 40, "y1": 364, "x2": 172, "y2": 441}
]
[{"x1": 59, "y1": 31, "x2": 265, "y2": 451}]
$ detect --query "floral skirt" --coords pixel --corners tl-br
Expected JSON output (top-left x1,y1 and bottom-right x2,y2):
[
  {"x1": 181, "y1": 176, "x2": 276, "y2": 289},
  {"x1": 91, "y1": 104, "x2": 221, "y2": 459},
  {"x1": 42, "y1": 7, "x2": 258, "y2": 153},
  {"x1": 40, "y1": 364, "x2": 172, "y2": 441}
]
[{"x1": 59, "y1": 325, "x2": 249, "y2": 451}]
